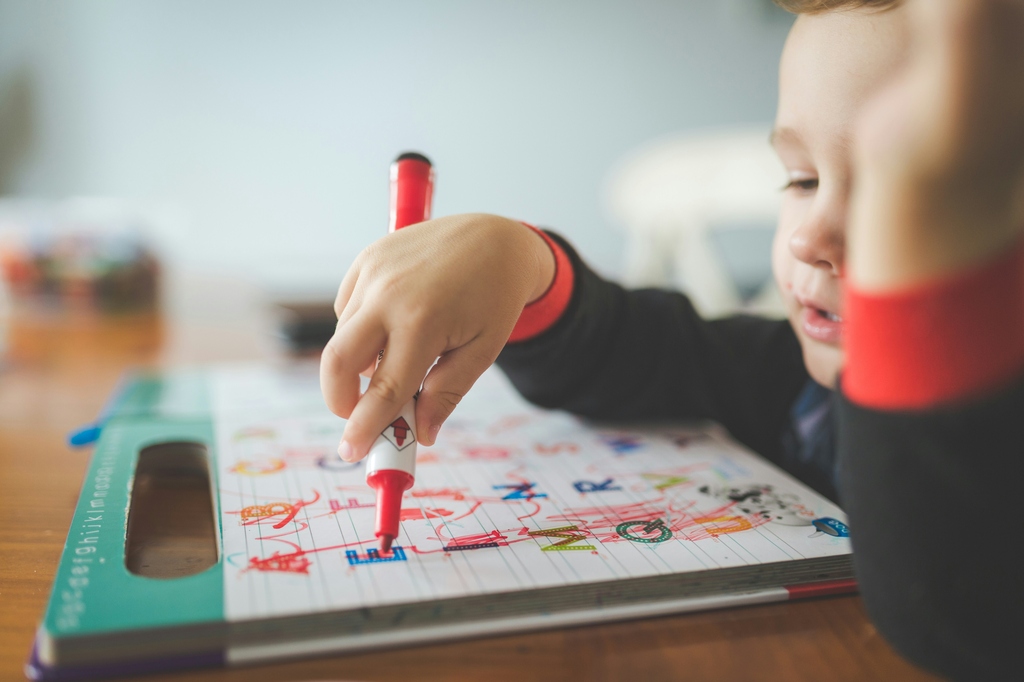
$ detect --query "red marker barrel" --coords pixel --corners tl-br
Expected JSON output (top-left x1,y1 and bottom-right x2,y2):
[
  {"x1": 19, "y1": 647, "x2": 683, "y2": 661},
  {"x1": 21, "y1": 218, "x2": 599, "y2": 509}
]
[{"x1": 389, "y1": 152, "x2": 434, "y2": 233}]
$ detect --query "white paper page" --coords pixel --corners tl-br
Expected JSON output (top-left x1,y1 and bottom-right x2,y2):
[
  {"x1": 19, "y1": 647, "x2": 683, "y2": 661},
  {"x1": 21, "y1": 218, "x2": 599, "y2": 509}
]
[{"x1": 211, "y1": 363, "x2": 851, "y2": 622}]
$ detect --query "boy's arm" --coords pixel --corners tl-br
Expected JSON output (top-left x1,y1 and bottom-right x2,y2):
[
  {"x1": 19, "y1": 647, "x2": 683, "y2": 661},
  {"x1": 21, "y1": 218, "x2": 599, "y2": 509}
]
[
  {"x1": 497, "y1": 231, "x2": 809, "y2": 464},
  {"x1": 840, "y1": 2, "x2": 1024, "y2": 678},
  {"x1": 838, "y1": 240, "x2": 1024, "y2": 682}
]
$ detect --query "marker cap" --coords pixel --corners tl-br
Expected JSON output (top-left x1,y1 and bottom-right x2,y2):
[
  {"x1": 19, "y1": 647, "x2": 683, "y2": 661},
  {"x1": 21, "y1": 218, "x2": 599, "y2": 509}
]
[{"x1": 389, "y1": 153, "x2": 434, "y2": 232}]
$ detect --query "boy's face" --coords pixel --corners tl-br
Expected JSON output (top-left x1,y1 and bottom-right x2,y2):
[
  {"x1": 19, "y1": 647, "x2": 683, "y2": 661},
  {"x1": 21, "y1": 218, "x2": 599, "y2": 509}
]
[{"x1": 771, "y1": 7, "x2": 909, "y2": 388}]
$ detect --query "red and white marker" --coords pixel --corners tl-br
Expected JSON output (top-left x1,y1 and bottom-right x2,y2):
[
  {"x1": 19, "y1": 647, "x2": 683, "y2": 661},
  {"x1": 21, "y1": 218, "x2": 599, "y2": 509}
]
[{"x1": 365, "y1": 152, "x2": 434, "y2": 553}]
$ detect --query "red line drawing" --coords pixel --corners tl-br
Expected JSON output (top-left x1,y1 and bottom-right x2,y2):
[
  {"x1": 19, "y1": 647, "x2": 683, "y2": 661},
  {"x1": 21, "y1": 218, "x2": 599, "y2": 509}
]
[
  {"x1": 271, "y1": 490, "x2": 321, "y2": 529},
  {"x1": 329, "y1": 497, "x2": 374, "y2": 511},
  {"x1": 515, "y1": 500, "x2": 543, "y2": 521},
  {"x1": 551, "y1": 499, "x2": 771, "y2": 543},
  {"x1": 410, "y1": 488, "x2": 468, "y2": 501},
  {"x1": 416, "y1": 451, "x2": 441, "y2": 464},
  {"x1": 486, "y1": 414, "x2": 533, "y2": 435},
  {"x1": 244, "y1": 536, "x2": 375, "y2": 574},
  {"x1": 463, "y1": 446, "x2": 511, "y2": 461},
  {"x1": 247, "y1": 551, "x2": 312, "y2": 574},
  {"x1": 533, "y1": 442, "x2": 579, "y2": 456},
  {"x1": 445, "y1": 530, "x2": 511, "y2": 549},
  {"x1": 399, "y1": 507, "x2": 453, "y2": 521}
]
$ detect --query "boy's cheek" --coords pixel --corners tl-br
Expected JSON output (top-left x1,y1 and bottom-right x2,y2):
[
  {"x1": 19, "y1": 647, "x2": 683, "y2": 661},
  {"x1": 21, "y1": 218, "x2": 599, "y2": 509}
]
[{"x1": 771, "y1": 228, "x2": 798, "y2": 307}]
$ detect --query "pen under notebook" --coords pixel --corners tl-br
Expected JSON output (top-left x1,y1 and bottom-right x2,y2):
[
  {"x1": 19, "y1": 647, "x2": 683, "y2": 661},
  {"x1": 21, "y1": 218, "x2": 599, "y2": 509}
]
[{"x1": 365, "y1": 151, "x2": 435, "y2": 554}]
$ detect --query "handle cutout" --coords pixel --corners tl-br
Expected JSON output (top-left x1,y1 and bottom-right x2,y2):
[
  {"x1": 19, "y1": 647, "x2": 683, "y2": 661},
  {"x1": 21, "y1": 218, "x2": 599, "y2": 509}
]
[{"x1": 125, "y1": 442, "x2": 218, "y2": 579}]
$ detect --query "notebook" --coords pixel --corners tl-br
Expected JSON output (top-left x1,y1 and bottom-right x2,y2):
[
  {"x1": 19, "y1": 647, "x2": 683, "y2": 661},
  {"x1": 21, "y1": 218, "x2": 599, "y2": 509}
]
[{"x1": 29, "y1": 362, "x2": 854, "y2": 680}]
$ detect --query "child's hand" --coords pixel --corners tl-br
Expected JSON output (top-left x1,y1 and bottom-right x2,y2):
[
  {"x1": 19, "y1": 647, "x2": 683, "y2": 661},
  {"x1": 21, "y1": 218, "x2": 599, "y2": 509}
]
[
  {"x1": 849, "y1": 0, "x2": 1024, "y2": 291},
  {"x1": 320, "y1": 213, "x2": 555, "y2": 462}
]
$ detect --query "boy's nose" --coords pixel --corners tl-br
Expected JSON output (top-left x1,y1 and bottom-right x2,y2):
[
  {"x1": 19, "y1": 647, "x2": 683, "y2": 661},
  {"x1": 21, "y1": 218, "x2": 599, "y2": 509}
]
[{"x1": 789, "y1": 213, "x2": 845, "y2": 276}]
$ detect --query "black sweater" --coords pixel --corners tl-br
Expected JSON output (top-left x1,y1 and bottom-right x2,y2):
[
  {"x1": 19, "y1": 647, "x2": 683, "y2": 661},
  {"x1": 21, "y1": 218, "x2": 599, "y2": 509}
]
[{"x1": 496, "y1": 232, "x2": 1022, "y2": 682}]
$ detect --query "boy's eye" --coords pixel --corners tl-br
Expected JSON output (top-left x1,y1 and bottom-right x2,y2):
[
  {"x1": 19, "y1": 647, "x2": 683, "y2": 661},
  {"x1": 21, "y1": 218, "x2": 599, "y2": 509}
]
[{"x1": 782, "y1": 178, "x2": 819, "y2": 192}]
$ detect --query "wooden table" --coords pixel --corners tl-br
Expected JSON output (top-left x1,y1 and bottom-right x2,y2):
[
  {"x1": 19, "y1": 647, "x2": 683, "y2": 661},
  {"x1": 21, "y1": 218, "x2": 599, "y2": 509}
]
[{"x1": 0, "y1": 277, "x2": 940, "y2": 682}]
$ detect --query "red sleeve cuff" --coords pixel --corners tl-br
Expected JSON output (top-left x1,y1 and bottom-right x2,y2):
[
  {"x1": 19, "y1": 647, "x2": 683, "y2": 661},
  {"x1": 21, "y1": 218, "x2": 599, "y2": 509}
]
[
  {"x1": 843, "y1": 236, "x2": 1024, "y2": 410},
  {"x1": 507, "y1": 224, "x2": 575, "y2": 343}
]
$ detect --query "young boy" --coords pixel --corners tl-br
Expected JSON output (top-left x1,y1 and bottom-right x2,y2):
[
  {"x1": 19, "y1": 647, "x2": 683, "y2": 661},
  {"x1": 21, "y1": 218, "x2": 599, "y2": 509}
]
[{"x1": 320, "y1": 0, "x2": 1023, "y2": 678}]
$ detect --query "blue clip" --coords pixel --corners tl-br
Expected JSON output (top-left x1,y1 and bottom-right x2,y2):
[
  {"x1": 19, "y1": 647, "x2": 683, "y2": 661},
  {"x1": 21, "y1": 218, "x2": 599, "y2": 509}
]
[{"x1": 68, "y1": 424, "x2": 103, "y2": 448}]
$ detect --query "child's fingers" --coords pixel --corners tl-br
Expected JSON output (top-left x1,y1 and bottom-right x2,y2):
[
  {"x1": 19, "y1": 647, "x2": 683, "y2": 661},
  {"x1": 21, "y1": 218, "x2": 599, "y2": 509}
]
[
  {"x1": 415, "y1": 336, "x2": 503, "y2": 446},
  {"x1": 320, "y1": 312, "x2": 387, "y2": 420},
  {"x1": 332, "y1": 260, "x2": 362, "y2": 320},
  {"x1": 340, "y1": 330, "x2": 439, "y2": 462}
]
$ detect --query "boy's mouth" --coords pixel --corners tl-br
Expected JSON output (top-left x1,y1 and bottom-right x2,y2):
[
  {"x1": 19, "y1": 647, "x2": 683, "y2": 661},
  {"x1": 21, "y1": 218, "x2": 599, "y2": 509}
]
[{"x1": 800, "y1": 306, "x2": 844, "y2": 344}]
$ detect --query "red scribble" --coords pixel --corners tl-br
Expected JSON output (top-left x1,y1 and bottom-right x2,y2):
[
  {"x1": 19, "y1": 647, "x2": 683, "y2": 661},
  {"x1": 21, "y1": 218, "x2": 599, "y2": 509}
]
[
  {"x1": 533, "y1": 442, "x2": 579, "y2": 456},
  {"x1": 551, "y1": 499, "x2": 772, "y2": 543},
  {"x1": 426, "y1": 501, "x2": 484, "y2": 540},
  {"x1": 399, "y1": 507, "x2": 453, "y2": 521},
  {"x1": 410, "y1": 488, "x2": 468, "y2": 501},
  {"x1": 416, "y1": 451, "x2": 441, "y2": 464},
  {"x1": 260, "y1": 522, "x2": 310, "y2": 540},
  {"x1": 329, "y1": 497, "x2": 374, "y2": 511},
  {"x1": 486, "y1": 414, "x2": 533, "y2": 435},
  {"x1": 515, "y1": 500, "x2": 542, "y2": 521},
  {"x1": 463, "y1": 446, "x2": 510, "y2": 461},
  {"x1": 247, "y1": 550, "x2": 312, "y2": 574},
  {"x1": 244, "y1": 538, "x2": 380, "y2": 574},
  {"x1": 445, "y1": 530, "x2": 510, "y2": 548},
  {"x1": 272, "y1": 489, "x2": 321, "y2": 529},
  {"x1": 284, "y1": 446, "x2": 329, "y2": 462}
]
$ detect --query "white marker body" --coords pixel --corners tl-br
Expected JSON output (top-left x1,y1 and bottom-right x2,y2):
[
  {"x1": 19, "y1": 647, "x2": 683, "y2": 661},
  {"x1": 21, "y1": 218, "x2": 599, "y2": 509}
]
[{"x1": 364, "y1": 398, "x2": 417, "y2": 479}]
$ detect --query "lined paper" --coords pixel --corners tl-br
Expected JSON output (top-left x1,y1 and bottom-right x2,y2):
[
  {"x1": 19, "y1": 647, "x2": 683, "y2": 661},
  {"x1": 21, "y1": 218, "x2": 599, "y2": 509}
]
[{"x1": 211, "y1": 364, "x2": 850, "y2": 622}]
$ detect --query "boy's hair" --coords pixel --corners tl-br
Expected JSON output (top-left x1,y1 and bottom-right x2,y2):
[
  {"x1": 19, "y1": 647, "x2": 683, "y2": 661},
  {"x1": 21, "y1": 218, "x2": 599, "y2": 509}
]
[{"x1": 773, "y1": 0, "x2": 900, "y2": 13}]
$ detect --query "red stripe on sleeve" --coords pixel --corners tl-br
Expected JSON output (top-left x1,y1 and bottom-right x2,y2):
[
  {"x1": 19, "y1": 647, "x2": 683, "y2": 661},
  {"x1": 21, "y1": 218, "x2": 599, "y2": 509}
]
[
  {"x1": 843, "y1": 237, "x2": 1024, "y2": 410},
  {"x1": 507, "y1": 224, "x2": 575, "y2": 344}
]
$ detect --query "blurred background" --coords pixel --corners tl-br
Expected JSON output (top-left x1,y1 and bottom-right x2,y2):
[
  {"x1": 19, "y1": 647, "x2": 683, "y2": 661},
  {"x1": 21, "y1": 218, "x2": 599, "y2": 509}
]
[{"x1": 0, "y1": 0, "x2": 795, "y2": 353}]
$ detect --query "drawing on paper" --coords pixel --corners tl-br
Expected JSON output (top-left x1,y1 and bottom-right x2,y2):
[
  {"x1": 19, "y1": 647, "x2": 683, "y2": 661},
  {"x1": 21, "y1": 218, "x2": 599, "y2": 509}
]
[{"x1": 212, "y1": 365, "x2": 851, "y2": 621}]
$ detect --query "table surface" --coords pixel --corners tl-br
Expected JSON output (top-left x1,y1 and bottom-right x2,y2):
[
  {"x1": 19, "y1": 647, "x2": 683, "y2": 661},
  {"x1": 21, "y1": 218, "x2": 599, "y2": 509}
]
[{"x1": 0, "y1": 278, "x2": 940, "y2": 682}]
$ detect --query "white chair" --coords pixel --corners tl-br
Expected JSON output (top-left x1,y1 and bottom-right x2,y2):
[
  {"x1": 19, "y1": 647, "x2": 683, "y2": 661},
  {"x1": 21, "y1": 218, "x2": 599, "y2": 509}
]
[{"x1": 605, "y1": 126, "x2": 787, "y2": 318}]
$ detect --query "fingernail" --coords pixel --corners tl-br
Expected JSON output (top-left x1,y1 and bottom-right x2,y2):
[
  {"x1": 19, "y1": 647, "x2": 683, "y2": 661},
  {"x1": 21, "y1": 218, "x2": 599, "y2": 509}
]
[
  {"x1": 338, "y1": 440, "x2": 355, "y2": 462},
  {"x1": 428, "y1": 424, "x2": 441, "y2": 445}
]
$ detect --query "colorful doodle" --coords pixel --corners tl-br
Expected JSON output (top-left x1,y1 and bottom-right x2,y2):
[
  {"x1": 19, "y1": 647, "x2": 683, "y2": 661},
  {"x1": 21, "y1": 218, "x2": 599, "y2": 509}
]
[
  {"x1": 615, "y1": 518, "x2": 673, "y2": 544},
  {"x1": 494, "y1": 482, "x2": 547, "y2": 501},
  {"x1": 330, "y1": 498, "x2": 375, "y2": 512},
  {"x1": 247, "y1": 551, "x2": 311, "y2": 574},
  {"x1": 534, "y1": 442, "x2": 579, "y2": 456},
  {"x1": 528, "y1": 525, "x2": 595, "y2": 551},
  {"x1": 410, "y1": 488, "x2": 468, "y2": 501},
  {"x1": 812, "y1": 517, "x2": 850, "y2": 537},
  {"x1": 600, "y1": 434, "x2": 643, "y2": 455},
  {"x1": 399, "y1": 507, "x2": 453, "y2": 521},
  {"x1": 345, "y1": 546, "x2": 407, "y2": 565},
  {"x1": 642, "y1": 473, "x2": 689, "y2": 492},
  {"x1": 464, "y1": 446, "x2": 511, "y2": 461},
  {"x1": 573, "y1": 478, "x2": 622, "y2": 493},
  {"x1": 240, "y1": 502, "x2": 293, "y2": 521}
]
